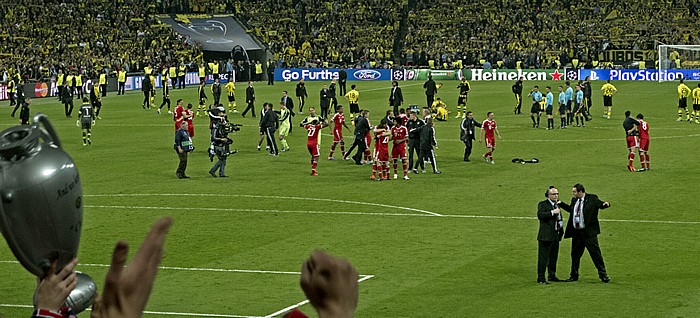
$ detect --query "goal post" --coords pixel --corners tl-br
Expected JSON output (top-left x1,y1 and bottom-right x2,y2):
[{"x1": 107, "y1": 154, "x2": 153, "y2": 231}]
[{"x1": 658, "y1": 44, "x2": 700, "y2": 82}]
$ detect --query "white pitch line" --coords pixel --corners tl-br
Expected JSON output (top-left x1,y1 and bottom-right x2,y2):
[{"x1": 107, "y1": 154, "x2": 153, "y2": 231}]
[
  {"x1": 263, "y1": 275, "x2": 376, "y2": 318},
  {"x1": 0, "y1": 304, "x2": 261, "y2": 318},
  {"x1": 436, "y1": 133, "x2": 700, "y2": 143},
  {"x1": 0, "y1": 260, "x2": 375, "y2": 279},
  {"x1": 85, "y1": 193, "x2": 442, "y2": 217},
  {"x1": 86, "y1": 205, "x2": 429, "y2": 218},
  {"x1": 84, "y1": 204, "x2": 700, "y2": 225}
]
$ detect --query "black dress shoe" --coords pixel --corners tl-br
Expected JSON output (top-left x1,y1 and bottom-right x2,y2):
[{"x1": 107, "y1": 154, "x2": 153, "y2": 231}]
[
  {"x1": 548, "y1": 277, "x2": 563, "y2": 282},
  {"x1": 219, "y1": 175, "x2": 229, "y2": 178},
  {"x1": 537, "y1": 279, "x2": 549, "y2": 285},
  {"x1": 565, "y1": 277, "x2": 578, "y2": 282},
  {"x1": 209, "y1": 171, "x2": 217, "y2": 178},
  {"x1": 601, "y1": 276, "x2": 611, "y2": 283},
  {"x1": 176, "y1": 173, "x2": 183, "y2": 179},
  {"x1": 182, "y1": 175, "x2": 191, "y2": 179}
]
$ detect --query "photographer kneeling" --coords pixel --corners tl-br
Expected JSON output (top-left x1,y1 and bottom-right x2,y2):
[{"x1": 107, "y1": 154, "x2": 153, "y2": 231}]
[{"x1": 209, "y1": 108, "x2": 241, "y2": 178}]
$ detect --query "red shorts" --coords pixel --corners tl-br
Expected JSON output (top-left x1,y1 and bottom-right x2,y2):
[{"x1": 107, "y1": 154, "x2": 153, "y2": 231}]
[
  {"x1": 307, "y1": 143, "x2": 319, "y2": 157},
  {"x1": 333, "y1": 129, "x2": 343, "y2": 142},
  {"x1": 374, "y1": 148, "x2": 389, "y2": 162},
  {"x1": 392, "y1": 145, "x2": 406, "y2": 159},
  {"x1": 626, "y1": 136, "x2": 639, "y2": 149},
  {"x1": 485, "y1": 137, "x2": 495, "y2": 149},
  {"x1": 186, "y1": 121, "x2": 194, "y2": 137},
  {"x1": 639, "y1": 138, "x2": 649, "y2": 151}
]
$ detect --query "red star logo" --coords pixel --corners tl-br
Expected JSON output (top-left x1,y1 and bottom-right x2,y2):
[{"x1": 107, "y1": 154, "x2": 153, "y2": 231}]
[{"x1": 550, "y1": 69, "x2": 563, "y2": 81}]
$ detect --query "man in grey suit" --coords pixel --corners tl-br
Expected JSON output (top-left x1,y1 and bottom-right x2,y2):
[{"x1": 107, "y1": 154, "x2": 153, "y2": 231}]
[
  {"x1": 559, "y1": 183, "x2": 611, "y2": 283},
  {"x1": 537, "y1": 186, "x2": 564, "y2": 284}
]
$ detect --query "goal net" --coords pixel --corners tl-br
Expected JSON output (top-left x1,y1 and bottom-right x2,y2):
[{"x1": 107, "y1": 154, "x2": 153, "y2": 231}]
[{"x1": 658, "y1": 44, "x2": 700, "y2": 82}]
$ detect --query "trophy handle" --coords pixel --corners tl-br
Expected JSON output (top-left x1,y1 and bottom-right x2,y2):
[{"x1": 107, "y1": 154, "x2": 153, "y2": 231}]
[{"x1": 33, "y1": 113, "x2": 62, "y2": 148}]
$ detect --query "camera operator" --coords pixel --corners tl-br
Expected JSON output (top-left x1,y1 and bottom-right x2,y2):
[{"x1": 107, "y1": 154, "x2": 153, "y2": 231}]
[{"x1": 209, "y1": 108, "x2": 240, "y2": 178}]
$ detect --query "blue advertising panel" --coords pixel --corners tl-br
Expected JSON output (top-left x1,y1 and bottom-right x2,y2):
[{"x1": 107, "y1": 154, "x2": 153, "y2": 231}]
[
  {"x1": 578, "y1": 69, "x2": 700, "y2": 81},
  {"x1": 274, "y1": 68, "x2": 393, "y2": 81}
]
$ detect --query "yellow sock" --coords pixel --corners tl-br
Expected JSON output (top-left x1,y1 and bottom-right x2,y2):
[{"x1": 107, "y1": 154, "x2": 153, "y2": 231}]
[
  {"x1": 679, "y1": 109, "x2": 683, "y2": 118},
  {"x1": 228, "y1": 103, "x2": 232, "y2": 112},
  {"x1": 233, "y1": 102, "x2": 237, "y2": 111}
]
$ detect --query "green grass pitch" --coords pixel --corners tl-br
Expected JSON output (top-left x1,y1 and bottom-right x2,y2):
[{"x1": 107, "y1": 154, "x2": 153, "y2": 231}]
[{"x1": 1, "y1": 78, "x2": 699, "y2": 317}]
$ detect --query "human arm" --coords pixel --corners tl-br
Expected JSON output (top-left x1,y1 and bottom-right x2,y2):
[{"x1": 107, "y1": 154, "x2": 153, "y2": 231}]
[
  {"x1": 90, "y1": 217, "x2": 173, "y2": 318},
  {"x1": 537, "y1": 201, "x2": 559, "y2": 220},
  {"x1": 495, "y1": 127, "x2": 502, "y2": 139},
  {"x1": 300, "y1": 251, "x2": 358, "y2": 318},
  {"x1": 34, "y1": 258, "x2": 79, "y2": 313}
]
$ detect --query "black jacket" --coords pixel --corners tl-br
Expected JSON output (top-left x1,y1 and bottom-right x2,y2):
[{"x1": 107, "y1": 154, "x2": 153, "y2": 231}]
[
  {"x1": 339, "y1": 69, "x2": 347, "y2": 82},
  {"x1": 260, "y1": 108, "x2": 279, "y2": 129},
  {"x1": 329, "y1": 83, "x2": 336, "y2": 98},
  {"x1": 418, "y1": 124, "x2": 436, "y2": 148},
  {"x1": 246, "y1": 86, "x2": 255, "y2": 102},
  {"x1": 320, "y1": 88, "x2": 330, "y2": 101},
  {"x1": 559, "y1": 194, "x2": 609, "y2": 239},
  {"x1": 512, "y1": 80, "x2": 523, "y2": 94},
  {"x1": 212, "y1": 83, "x2": 221, "y2": 96},
  {"x1": 389, "y1": 86, "x2": 403, "y2": 104},
  {"x1": 407, "y1": 118, "x2": 425, "y2": 139},
  {"x1": 281, "y1": 95, "x2": 294, "y2": 109},
  {"x1": 424, "y1": 79, "x2": 437, "y2": 96},
  {"x1": 460, "y1": 117, "x2": 481, "y2": 141},
  {"x1": 537, "y1": 199, "x2": 563, "y2": 241},
  {"x1": 295, "y1": 83, "x2": 307, "y2": 97},
  {"x1": 353, "y1": 115, "x2": 370, "y2": 136}
]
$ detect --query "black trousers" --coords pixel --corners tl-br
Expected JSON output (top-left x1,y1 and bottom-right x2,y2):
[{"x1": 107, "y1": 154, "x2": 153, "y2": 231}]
[
  {"x1": 515, "y1": 93, "x2": 522, "y2": 113},
  {"x1": 9, "y1": 93, "x2": 16, "y2": 106},
  {"x1": 538, "y1": 240, "x2": 560, "y2": 280},
  {"x1": 408, "y1": 138, "x2": 423, "y2": 170},
  {"x1": 178, "y1": 76, "x2": 185, "y2": 89},
  {"x1": 346, "y1": 134, "x2": 366, "y2": 163},
  {"x1": 391, "y1": 101, "x2": 401, "y2": 116},
  {"x1": 421, "y1": 146, "x2": 437, "y2": 172},
  {"x1": 214, "y1": 94, "x2": 221, "y2": 106},
  {"x1": 100, "y1": 84, "x2": 106, "y2": 97},
  {"x1": 267, "y1": 74, "x2": 274, "y2": 85},
  {"x1": 176, "y1": 151, "x2": 188, "y2": 177},
  {"x1": 118, "y1": 82, "x2": 125, "y2": 95},
  {"x1": 266, "y1": 127, "x2": 278, "y2": 155},
  {"x1": 320, "y1": 100, "x2": 330, "y2": 119},
  {"x1": 339, "y1": 80, "x2": 347, "y2": 96},
  {"x1": 570, "y1": 232, "x2": 607, "y2": 279},
  {"x1": 76, "y1": 86, "x2": 83, "y2": 99},
  {"x1": 64, "y1": 100, "x2": 74, "y2": 116},
  {"x1": 171, "y1": 78, "x2": 177, "y2": 89},
  {"x1": 298, "y1": 96, "x2": 306, "y2": 112},
  {"x1": 242, "y1": 101, "x2": 255, "y2": 117},
  {"x1": 463, "y1": 138, "x2": 473, "y2": 160},
  {"x1": 426, "y1": 94, "x2": 434, "y2": 109},
  {"x1": 331, "y1": 97, "x2": 338, "y2": 112}
]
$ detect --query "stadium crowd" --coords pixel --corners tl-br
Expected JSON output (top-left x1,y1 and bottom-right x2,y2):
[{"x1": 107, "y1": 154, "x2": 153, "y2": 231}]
[{"x1": 0, "y1": 0, "x2": 202, "y2": 81}]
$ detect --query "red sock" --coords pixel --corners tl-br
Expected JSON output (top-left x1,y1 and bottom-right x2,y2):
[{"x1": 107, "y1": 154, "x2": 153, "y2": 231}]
[
  {"x1": 628, "y1": 152, "x2": 635, "y2": 165},
  {"x1": 645, "y1": 154, "x2": 650, "y2": 168},
  {"x1": 312, "y1": 157, "x2": 317, "y2": 171},
  {"x1": 393, "y1": 159, "x2": 398, "y2": 175},
  {"x1": 371, "y1": 162, "x2": 377, "y2": 178},
  {"x1": 375, "y1": 163, "x2": 381, "y2": 178},
  {"x1": 402, "y1": 160, "x2": 408, "y2": 176},
  {"x1": 340, "y1": 142, "x2": 345, "y2": 154},
  {"x1": 330, "y1": 142, "x2": 337, "y2": 157}
]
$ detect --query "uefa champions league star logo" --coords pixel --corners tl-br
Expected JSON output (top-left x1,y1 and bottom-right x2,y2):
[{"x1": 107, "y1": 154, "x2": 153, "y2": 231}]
[
  {"x1": 179, "y1": 20, "x2": 233, "y2": 44},
  {"x1": 566, "y1": 69, "x2": 578, "y2": 81}
]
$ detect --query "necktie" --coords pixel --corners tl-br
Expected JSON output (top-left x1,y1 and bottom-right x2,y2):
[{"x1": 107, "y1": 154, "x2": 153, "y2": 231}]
[
  {"x1": 554, "y1": 203, "x2": 562, "y2": 231},
  {"x1": 574, "y1": 199, "x2": 582, "y2": 229}
]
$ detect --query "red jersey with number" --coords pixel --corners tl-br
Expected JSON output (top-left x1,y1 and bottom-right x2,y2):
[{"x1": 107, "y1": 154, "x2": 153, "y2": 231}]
[
  {"x1": 391, "y1": 125, "x2": 408, "y2": 150},
  {"x1": 374, "y1": 129, "x2": 390, "y2": 161},
  {"x1": 398, "y1": 113, "x2": 408, "y2": 126},
  {"x1": 482, "y1": 119, "x2": 496, "y2": 139},
  {"x1": 638, "y1": 120, "x2": 649, "y2": 140},
  {"x1": 331, "y1": 112, "x2": 345, "y2": 141},
  {"x1": 174, "y1": 105, "x2": 184, "y2": 130},
  {"x1": 305, "y1": 124, "x2": 321, "y2": 145}
]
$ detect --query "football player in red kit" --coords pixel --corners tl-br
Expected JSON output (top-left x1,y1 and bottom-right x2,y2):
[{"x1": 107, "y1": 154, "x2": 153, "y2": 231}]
[
  {"x1": 305, "y1": 118, "x2": 329, "y2": 175},
  {"x1": 391, "y1": 116, "x2": 409, "y2": 180},
  {"x1": 328, "y1": 106, "x2": 351, "y2": 160},
  {"x1": 371, "y1": 119, "x2": 391, "y2": 181},
  {"x1": 636, "y1": 113, "x2": 650, "y2": 171}
]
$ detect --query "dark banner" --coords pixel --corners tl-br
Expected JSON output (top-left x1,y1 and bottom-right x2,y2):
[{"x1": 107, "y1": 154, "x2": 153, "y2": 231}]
[
  {"x1": 159, "y1": 16, "x2": 262, "y2": 52},
  {"x1": 600, "y1": 50, "x2": 655, "y2": 63}
]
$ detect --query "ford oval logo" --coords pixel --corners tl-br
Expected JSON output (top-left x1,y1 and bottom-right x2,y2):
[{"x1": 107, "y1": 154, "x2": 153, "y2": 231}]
[{"x1": 353, "y1": 70, "x2": 381, "y2": 80}]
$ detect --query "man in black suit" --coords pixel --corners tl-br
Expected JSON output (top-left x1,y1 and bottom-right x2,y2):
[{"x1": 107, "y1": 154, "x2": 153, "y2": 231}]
[
  {"x1": 558, "y1": 183, "x2": 611, "y2": 283},
  {"x1": 320, "y1": 84, "x2": 331, "y2": 119},
  {"x1": 459, "y1": 111, "x2": 481, "y2": 161},
  {"x1": 537, "y1": 186, "x2": 564, "y2": 284},
  {"x1": 389, "y1": 80, "x2": 404, "y2": 116},
  {"x1": 423, "y1": 74, "x2": 437, "y2": 108},
  {"x1": 344, "y1": 109, "x2": 370, "y2": 165},
  {"x1": 242, "y1": 82, "x2": 256, "y2": 118},
  {"x1": 338, "y1": 66, "x2": 348, "y2": 96}
]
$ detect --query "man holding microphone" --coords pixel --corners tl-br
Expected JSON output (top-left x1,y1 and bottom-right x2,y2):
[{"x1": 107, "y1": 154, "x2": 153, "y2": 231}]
[{"x1": 537, "y1": 186, "x2": 564, "y2": 284}]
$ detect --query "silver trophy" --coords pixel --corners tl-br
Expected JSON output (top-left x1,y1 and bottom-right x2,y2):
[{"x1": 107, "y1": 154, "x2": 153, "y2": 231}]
[{"x1": 0, "y1": 113, "x2": 95, "y2": 313}]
